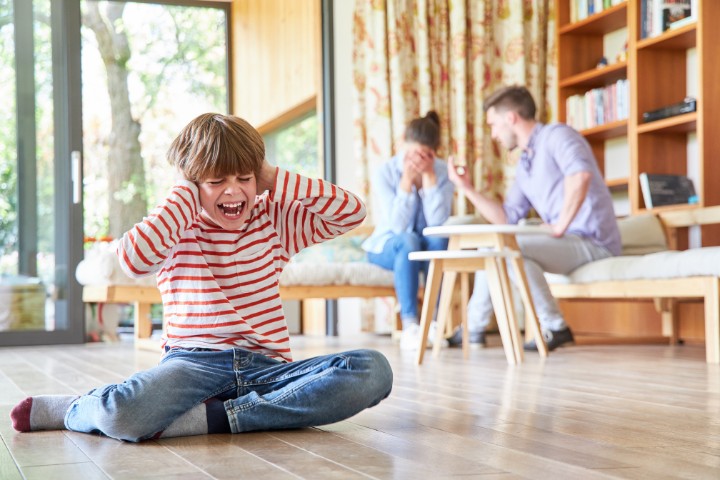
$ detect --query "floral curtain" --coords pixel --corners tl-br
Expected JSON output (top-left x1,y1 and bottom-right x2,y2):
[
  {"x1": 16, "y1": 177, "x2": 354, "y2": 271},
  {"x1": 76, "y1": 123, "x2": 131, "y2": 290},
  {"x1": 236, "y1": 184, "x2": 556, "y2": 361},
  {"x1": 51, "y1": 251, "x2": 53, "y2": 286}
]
[{"x1": 353, "y1": 0, "x2": 555, "y2": 219}]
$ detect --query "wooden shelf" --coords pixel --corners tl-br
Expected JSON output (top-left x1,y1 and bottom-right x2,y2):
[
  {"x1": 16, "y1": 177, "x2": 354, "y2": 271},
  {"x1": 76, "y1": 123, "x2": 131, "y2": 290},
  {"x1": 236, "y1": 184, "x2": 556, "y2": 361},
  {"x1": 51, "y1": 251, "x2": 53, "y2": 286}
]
[
  {"x1": 606, "y1": 177, "x2": 629, "y2": 190},
  {"x1": 637, "y1": 203, "x2": 700, "y2": 215},
  {"x1": 557, "y1": 0, "x2": 718, "y2": 242},
  {"x1": 559, "y1": 61, "x2": 627, "y2": 88},
  {"x1": 580, "y1": 119, "x2": 628, "y2": 141},
  {"x1": 558, "y1": 2, "x2": 627, "y2": 35},
  {"x1": 636, "y1": 112, "x2": 697, "y2": 134},
  {"x1": 637, "y1": 22, "x2": 697, "y2": 51}
]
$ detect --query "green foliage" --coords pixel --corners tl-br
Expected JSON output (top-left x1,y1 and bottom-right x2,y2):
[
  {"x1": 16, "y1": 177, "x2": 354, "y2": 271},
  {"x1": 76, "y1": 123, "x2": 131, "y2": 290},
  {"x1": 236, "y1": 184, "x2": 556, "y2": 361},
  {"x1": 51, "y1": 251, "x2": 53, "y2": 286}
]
[
  {"x1": 82, "y1": 1, "x2": 229, "y2": 238},
  {"x1": 0, "y1": 4, "x2": 17, "y2": 259},
  {"x1": 265, "y1": 114, "x2": 321, "y2": 178}
]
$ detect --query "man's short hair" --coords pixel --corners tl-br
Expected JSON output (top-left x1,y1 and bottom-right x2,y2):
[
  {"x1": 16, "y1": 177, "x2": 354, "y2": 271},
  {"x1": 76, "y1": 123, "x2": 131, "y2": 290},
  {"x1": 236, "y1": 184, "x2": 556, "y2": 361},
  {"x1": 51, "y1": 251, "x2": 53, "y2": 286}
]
[
  {"x1": 167, "y1": 113, "x2": 265, "y2": 183},
  {"x1": 483, "y1": 86, "x2": 537, "y2": 120}
]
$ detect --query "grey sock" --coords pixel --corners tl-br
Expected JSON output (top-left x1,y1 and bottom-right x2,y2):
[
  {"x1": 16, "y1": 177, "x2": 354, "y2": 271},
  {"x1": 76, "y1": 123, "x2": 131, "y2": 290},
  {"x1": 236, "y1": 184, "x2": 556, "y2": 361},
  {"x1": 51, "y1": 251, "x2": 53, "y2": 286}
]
[
  {"x1": 10, "y1": 395, "x2": 77, "y2": 432},
  {"x1": 159, "y1": 399, "x2": 231, "y2": 438},
  {"x1": 159, "y1": 403, "x2": 208, "y2": 438}
]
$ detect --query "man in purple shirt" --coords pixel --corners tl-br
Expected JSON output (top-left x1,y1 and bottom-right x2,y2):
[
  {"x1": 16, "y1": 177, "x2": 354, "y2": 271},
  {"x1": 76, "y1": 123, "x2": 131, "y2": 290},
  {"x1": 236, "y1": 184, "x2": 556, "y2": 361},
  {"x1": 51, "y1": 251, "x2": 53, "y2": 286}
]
[{"x1": 448, "y1": 86, "x2": 621, "y2": 351}]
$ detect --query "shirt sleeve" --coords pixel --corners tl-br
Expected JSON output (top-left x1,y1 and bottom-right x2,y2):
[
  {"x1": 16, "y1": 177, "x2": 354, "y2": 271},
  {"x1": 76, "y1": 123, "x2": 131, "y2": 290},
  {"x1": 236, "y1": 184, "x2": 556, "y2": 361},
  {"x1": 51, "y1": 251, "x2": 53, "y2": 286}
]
[
  {"x1": 268, "y1": 167, "x2": 366, "y2": 256},
  {"x1": 502, "y1": 180, "x2": 531, "y2": 225},
  {"x1": 551, "y1": 125, "x2": 597, "y2": 176},
  {"x1": 419, "y1": 159, "x2": 454, "y2": 227},
  {"x1": 117, "y1": 180, "x2": 200, "y2": 278},
  {"x1": 373, "y1": 163, "x2": 417, "y2": 234}
]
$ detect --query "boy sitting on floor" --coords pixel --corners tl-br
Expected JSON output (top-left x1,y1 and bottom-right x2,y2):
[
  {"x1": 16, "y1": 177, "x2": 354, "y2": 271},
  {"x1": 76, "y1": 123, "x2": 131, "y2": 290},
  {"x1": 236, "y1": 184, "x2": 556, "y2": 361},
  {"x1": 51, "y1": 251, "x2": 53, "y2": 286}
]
[{"x1": 11, "y1": 113, "x2": 393, "y2": 442}]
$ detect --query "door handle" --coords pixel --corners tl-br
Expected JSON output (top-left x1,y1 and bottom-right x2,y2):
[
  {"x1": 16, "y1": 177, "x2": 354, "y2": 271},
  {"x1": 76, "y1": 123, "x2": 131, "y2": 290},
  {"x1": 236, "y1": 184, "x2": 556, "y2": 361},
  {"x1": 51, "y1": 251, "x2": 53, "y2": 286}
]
[{"x1": 71, "y1": 150, "x2": 81, "y2": 204}]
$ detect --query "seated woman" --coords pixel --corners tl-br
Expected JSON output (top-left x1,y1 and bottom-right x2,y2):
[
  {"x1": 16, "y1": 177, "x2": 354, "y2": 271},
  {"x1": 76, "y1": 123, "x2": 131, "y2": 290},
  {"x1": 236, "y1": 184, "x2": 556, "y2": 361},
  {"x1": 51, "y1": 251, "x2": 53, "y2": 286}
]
[{"x1": 362, "y1": 111, "x2": 454, "y2": 350}]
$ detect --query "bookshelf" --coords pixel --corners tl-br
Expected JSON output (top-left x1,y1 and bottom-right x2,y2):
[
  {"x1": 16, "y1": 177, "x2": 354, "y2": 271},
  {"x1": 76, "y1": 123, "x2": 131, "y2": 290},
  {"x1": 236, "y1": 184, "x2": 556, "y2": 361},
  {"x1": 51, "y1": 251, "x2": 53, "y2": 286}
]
[
  {"x1": 557, "y1": 1, "x2": 629, "y2": 199},
  {"x1": 556, "y1": 0, "x2": 720, "y2": 245}
]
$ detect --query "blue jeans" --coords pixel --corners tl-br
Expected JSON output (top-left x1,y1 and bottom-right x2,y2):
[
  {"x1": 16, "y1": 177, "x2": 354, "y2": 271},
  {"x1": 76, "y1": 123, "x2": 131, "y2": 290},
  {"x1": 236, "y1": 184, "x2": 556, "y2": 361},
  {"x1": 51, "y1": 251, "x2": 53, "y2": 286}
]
[
  {"x1": 64, "y1": 348, "x2": 392, "y2": 442},
  {"x1": 367, "y1": 232, "x2": 448, "y2": 325}
]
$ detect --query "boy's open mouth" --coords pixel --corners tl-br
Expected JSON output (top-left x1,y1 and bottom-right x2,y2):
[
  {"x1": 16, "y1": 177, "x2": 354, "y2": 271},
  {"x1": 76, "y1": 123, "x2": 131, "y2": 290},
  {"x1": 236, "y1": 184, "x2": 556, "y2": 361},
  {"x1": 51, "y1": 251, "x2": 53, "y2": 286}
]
[{"x1": 218, "y1": 201, "x2": 246, "y2": 218}]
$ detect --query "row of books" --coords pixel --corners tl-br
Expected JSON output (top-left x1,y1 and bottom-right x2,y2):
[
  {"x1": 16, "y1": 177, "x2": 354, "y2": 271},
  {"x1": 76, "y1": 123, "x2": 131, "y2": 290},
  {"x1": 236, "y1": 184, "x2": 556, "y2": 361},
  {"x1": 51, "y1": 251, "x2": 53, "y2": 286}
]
[
  {"x1": 640, "y1": 0, "x2": 696, "y2": 39},
  {"x1": 569, "y1": 0, "x2": 625, "y2": 23},
  {"x1": 565, "y1": 79, "x2": 629, "y2": 132}
]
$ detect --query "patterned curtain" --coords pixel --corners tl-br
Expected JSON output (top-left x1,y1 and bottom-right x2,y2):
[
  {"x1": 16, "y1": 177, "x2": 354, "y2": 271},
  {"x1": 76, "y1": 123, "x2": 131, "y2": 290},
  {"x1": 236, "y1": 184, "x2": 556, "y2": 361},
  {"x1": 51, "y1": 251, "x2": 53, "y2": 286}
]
[{"x1": 353, "y1": 0, "x2": 555, "y2": 219}]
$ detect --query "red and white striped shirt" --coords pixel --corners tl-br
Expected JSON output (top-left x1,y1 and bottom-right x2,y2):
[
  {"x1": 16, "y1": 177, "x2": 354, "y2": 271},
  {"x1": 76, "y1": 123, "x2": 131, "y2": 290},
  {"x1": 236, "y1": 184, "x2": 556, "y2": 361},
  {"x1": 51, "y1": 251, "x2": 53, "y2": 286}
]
[{"x1": 118, "y1": 168, "x2": 366, "y2": 361}]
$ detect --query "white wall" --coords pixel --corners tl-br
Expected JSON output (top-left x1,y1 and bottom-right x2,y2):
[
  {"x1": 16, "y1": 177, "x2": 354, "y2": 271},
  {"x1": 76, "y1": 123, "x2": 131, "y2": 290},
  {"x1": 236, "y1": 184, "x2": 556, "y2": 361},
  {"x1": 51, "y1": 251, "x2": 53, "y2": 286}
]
[
  {"x1": 333, "y1": 0, "x2": 360, "y2": 196},
  {"x1": 333, "y1": 0, "x2": 364, "y2": 336}
]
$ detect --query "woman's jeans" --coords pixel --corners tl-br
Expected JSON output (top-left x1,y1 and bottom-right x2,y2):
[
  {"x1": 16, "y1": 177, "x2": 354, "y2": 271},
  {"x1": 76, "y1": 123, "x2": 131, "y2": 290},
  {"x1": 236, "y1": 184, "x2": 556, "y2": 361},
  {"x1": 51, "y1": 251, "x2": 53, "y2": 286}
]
[
  {"x1": 64, "y1": 348, "x2": 393, "y2": 442},
  {"x1": 367, "y1": 232, "x2": 448, "y2": 325}
]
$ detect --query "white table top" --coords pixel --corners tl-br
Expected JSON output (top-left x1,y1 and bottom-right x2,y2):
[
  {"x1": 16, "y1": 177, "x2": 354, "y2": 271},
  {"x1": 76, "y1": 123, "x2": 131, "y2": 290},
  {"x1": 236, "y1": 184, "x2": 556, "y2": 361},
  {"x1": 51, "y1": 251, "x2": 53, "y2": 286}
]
[
  {"x1": 408, "y1": 249, "x2": 520, "y2": 261},
  {"x1": 423, "y1": 223, "x2": 553, "y2": 237}
]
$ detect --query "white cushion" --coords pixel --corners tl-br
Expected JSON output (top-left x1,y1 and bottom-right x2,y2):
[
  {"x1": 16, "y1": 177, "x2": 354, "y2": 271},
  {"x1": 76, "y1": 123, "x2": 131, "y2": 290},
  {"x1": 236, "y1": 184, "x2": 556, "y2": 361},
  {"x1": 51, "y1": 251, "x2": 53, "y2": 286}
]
[
  {"x1": 547, "y1": 247, "x2": 720, "y2": 284},
  {"x1": 280, "y1": 262, "x2": 394, "y2": 287},
  {"x1": 75, "y1": 241, "x2": 156, "y2": 287},
  {"x1": 616, "y1": 214, "x2": 668, "y2": 255}
]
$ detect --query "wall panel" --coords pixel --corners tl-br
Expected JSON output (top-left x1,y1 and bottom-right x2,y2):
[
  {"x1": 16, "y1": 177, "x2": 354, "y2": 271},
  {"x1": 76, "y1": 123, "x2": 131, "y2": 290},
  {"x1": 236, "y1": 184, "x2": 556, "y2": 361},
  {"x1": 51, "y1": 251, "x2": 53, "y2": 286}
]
[{"x1": 231, "y1": 0, "x2": 320, "y2": 129}]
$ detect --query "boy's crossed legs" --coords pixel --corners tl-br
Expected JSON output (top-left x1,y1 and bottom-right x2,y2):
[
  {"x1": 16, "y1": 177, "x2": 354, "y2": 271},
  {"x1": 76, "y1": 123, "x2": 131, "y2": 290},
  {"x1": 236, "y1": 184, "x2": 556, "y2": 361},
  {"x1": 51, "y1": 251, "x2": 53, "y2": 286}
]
[{"x1": 11, "y1": 348, "x2": 392, "y2": 442}]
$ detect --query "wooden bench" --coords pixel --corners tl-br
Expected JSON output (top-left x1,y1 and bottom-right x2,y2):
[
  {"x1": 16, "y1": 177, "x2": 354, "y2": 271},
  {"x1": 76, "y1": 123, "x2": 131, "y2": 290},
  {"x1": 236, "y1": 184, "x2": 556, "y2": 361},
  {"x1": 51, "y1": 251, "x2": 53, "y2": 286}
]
[
  {"x1": 548, "y1": 206, "x2": 720, "y2": 364},
  {"x1": 82, "y1": 282, "x2": 400, "y2": 351},
  {"x1": 81, "y1": 225, "x2": 406, "y2": 350}
]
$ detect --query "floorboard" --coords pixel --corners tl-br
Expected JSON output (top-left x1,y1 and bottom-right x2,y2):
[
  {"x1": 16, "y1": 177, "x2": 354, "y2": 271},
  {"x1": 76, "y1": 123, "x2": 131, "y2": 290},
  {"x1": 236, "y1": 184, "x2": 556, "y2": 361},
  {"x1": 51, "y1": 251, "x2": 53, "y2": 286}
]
[{"x1": 1, "y1": 334, "x2": 718, "y2": 479}]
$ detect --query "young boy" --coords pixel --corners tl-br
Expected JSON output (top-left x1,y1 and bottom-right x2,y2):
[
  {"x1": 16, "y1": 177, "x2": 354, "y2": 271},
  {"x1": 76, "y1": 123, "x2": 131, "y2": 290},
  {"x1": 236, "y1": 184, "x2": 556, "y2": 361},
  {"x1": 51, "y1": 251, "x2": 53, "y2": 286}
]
[{"x1": 10, "y1": 113, "x2": 393, "y2": 442}]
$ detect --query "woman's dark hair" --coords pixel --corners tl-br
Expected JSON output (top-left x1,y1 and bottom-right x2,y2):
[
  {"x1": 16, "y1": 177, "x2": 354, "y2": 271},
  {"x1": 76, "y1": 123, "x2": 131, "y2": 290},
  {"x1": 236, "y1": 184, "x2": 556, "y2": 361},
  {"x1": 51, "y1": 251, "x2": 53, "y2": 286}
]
[{"x1": 404, "y1": 111, "x2": 441, "y2": 151}]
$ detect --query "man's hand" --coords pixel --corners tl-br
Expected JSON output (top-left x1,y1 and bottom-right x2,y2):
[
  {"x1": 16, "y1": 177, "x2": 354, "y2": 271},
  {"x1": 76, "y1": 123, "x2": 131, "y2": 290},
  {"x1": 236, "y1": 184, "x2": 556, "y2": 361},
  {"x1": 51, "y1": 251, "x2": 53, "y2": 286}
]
[
  {"x1": 551, "y1": 171, "x2": 592, "y2": 237},
  {"x1": 447, "y1": 156, "x2": 473, "y2": 192}
]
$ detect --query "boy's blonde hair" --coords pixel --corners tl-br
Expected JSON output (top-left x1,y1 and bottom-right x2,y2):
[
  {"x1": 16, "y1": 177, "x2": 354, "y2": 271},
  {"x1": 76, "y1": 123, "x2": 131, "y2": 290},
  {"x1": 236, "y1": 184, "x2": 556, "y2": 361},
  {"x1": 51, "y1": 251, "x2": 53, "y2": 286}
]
[{"x1": 167, "y1": 113, "x2": 265, "y2": 182}]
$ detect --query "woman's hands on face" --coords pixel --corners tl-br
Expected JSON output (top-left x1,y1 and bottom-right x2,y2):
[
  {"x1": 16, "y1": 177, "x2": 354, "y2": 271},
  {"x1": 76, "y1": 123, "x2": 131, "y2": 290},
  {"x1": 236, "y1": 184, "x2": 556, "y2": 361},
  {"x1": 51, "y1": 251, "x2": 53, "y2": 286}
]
[{"x1": 407, "y1": 146, "x2": 434, "y2": 175}]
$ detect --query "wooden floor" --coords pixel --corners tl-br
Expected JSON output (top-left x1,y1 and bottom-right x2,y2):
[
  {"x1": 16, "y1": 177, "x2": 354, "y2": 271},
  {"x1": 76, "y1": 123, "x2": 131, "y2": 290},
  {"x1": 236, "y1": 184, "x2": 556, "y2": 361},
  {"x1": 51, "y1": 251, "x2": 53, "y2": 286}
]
[{"x1": 1, "y1": 334, "x2": 719, "y2": 479}]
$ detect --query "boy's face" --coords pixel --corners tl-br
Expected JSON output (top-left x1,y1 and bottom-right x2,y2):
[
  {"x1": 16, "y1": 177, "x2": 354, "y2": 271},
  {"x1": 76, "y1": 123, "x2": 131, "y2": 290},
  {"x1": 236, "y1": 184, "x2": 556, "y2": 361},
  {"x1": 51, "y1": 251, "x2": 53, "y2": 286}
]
[{"x1": 197, "y1": 173, "x2": 257, "y2": 230}]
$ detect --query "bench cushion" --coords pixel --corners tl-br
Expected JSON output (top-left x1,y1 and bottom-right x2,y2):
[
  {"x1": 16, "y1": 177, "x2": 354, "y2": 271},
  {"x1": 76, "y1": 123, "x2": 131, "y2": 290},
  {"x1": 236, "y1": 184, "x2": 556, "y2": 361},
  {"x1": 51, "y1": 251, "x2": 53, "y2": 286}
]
[
  {"x1": 77, "y1": 234, "x2": 395, "y2": 288},
  {"x1": 547, "y1": 247, "x2": 720, "y2": 284},
  {"x1": 280, "y1": 232, "x2": 394, "y2": 287},
  {"x1": 617, "y1": 213, "x2": 668, "y2": 255}
]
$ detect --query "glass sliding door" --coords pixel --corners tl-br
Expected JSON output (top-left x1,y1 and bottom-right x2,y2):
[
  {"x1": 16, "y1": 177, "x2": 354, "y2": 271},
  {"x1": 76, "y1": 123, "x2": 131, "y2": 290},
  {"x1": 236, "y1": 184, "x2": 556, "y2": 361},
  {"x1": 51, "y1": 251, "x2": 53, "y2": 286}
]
[
  {"x1": 78, "y1": 0, "x2": 229, "y2": 338},
  {"x1": 81, "y1": 0, "x2": 230, "y2": 243},
  {"x1": 0, "y1": 0, "x2": 84, "y2": 345}
]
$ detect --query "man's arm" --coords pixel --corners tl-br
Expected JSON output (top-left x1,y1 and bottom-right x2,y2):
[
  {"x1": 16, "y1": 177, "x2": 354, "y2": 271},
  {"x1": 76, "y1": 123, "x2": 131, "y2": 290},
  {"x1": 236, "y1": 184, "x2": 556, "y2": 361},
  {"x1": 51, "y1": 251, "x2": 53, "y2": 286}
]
[
  {"x1": 552, "y1": 170, "x2": 591, "y2": 237},
  {"x1": 448, "y1": 161, "x2": 507, "y2": 224}
]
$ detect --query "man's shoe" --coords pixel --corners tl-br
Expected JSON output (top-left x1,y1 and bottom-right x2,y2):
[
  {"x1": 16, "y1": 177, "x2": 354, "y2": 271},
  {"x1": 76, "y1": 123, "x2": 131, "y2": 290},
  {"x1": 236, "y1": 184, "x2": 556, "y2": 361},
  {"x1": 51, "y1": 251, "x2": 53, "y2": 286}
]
[
  {"x1": 447, "y1": 328, "x2": 486, "y2": 349},
  {"x1": 524, "y1": 327, "x2": 574, "y2": 352}
]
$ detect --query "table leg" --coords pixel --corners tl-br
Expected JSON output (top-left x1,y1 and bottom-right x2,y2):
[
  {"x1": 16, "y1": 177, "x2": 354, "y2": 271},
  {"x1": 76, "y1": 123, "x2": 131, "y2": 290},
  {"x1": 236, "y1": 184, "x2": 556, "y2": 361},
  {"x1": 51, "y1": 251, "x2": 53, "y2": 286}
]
[
  {"x1": 486, "y1": 258, "x2": 519, "y2": 365},
  {"x1": 510, "y1": 256, "x2": 548, "y2": 357},
  {"x1": 416, "y1": 259, "x2": 443, "y2": 365},
  {"x1": 496, "y1": 257, "x2": 523, "y2": 364},
  {"x1": 432, "y1": 269, "x2": 457, "y2": 358},
  {"x1": 460, "y1": 272, "x2": 470, "y2": 359}
]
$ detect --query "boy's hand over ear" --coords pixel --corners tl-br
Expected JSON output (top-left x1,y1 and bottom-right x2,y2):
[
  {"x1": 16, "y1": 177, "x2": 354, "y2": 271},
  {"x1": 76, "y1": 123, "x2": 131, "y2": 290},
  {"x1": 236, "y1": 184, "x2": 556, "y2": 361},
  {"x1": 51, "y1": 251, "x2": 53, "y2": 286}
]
[{"x1": 256, "y1": 161, "x2": 277, "y2": 194}]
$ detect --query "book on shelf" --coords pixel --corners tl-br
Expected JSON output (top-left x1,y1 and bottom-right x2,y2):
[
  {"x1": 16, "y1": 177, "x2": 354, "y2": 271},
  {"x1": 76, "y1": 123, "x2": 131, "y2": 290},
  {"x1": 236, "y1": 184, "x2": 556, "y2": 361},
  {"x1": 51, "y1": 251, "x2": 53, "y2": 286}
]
[
  {"x1": 639, "y1": 173, "x2": 698, "y2": 209},
  {"x1": 565, "y1": 79, "x2": 628, "y2": 131},
  {"x1": 570, "y1": 0, "x2": 624, "y2": 23},
  {"x1": 641, "y1": 0, "x2": 694, "y2": 39}
]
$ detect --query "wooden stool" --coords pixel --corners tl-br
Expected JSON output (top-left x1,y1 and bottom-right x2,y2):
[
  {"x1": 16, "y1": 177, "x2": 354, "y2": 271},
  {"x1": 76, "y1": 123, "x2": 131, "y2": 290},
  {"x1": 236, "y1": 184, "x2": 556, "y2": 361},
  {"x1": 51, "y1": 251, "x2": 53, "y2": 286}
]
[{"x1": 409, "y1": 249, "x2": 548, "y2": 365}]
